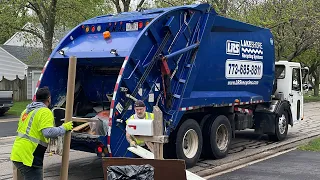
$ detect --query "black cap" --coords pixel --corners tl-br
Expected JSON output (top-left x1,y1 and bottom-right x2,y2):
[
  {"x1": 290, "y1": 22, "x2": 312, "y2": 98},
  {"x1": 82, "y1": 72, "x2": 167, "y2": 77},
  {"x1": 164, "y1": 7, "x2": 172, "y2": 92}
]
[{"x1": 134, "y1": 100, "x2": 145, "y2": 107}]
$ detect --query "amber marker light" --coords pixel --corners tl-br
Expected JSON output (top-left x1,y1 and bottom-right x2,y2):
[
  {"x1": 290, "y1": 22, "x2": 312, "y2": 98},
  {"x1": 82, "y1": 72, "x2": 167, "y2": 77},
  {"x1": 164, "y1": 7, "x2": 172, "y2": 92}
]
[{"x1": 103, "y1": 31, "x2": 111, "y2": 39}]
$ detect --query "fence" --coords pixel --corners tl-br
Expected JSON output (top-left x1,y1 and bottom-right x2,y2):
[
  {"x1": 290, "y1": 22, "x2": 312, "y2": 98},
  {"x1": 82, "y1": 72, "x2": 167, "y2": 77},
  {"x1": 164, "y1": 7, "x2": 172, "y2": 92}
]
[{"x1": 0, "y1": 75, "x2": 27, "y2": 101}]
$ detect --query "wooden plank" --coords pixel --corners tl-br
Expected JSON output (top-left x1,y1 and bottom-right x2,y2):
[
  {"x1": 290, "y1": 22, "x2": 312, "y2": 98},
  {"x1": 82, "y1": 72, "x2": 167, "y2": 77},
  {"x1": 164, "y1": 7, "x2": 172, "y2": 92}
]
[
  {"x1": 134, "y1": 135, "x2": 168, "y2": 143},
  {"x1": 61, "y1": 117, "x2": 100, "y2": 123},
  {"x1": 102, "y1": 157, "x2": 186, "y2": 180},
  {"x1": 60, "y1": 56, "x2": 77, "y2": 180},
  {"x1": 72, "y1": 122, "x2": 89, "y2": 132},
  {"x1": 153, "y1": 106, "x2": 163, "y2": 159}
]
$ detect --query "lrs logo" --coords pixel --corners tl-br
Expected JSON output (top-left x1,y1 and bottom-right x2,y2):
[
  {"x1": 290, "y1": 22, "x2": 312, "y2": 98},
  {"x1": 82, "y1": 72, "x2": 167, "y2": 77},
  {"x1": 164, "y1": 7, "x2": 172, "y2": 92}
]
[{"x1": 226, "y1": 40, "x2": 240, "y2": 55}]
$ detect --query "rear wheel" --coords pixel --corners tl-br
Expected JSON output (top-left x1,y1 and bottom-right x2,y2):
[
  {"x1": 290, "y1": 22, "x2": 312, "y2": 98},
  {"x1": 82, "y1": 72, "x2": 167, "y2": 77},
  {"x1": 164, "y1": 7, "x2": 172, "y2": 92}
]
[
  {"x1": 175, "y1": 119, "x2": 202, "y2": 168},
  {"x1": 203, "y1": 115, "x2": 231, "y2": 159}
]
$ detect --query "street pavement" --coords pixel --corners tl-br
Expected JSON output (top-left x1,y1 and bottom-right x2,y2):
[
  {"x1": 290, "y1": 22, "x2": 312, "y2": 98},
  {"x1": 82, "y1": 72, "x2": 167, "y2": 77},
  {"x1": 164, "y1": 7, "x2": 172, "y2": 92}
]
[
  {"x1": 0, "y1": 115, "x2": 19, "y2": 138},
  {"x1": 0, "y1": 121, "x2": 17, "y2": 137},
  {"x1": 212, "y1": 149, "x2": 320, "y2": 180},
  {"x1": 0, "y1": 102, "x2": 319, "y2": 179}
]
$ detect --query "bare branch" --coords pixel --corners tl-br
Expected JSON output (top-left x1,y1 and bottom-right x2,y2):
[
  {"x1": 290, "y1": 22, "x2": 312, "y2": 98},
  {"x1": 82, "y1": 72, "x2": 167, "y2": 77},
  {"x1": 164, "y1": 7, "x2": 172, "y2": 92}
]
[
  {"x1": 40, "y1": 1, "x2": 49, "y2": 17},
  {"x1": 111, "y1": 0, "x2": 122, "y2": 13},
  {"x1": 3, "y1": 21, "x2": 44, "y2": 43},
  {"x1": 136, "y1": 0, "x2": 146, "y2": 11},
  {"x1": 26, "y1": 1, "x2": 46, "y2": 28}
]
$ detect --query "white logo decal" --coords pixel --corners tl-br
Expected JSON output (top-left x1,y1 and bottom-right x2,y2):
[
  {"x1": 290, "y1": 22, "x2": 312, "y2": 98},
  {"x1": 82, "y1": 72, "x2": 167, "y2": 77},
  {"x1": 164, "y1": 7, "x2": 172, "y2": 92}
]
[
  {"x1": 226, "y1": 40, "x2": 264, "y2": 60},
  {"x1": 226, "y1": 40, "x2": 240, "y2": 55}
]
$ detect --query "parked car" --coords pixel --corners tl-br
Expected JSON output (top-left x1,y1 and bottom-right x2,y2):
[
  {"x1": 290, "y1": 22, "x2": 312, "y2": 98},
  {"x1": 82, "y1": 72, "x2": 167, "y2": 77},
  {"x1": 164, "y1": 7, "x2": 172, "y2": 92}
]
[{"x1": 0, "y1": 90, "x2": 13, "y2": 116}]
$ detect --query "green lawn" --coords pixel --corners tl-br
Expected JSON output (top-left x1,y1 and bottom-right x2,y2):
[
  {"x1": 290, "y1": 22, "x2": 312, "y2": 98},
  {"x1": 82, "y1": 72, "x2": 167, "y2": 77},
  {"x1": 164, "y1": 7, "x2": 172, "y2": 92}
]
[
  {"x1": 7, "y1": 101, "x2": 31, "y2": 116},
  {"x1": 298, "y1": 138, "x2": 320, "y2": 152},
  {"x1": 304, "y1": 94, "x2": 320, "y2": 103}
]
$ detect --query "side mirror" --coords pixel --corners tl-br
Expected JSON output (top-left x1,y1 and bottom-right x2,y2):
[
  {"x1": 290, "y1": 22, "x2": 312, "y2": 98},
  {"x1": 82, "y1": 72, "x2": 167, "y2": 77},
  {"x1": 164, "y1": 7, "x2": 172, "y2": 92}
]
[
  {"x1": 302, "y1": 67, "x2": 309, "y2": 93},
  {"x1": 302, "y1": 67, "x2": 309, "y2": 84}
]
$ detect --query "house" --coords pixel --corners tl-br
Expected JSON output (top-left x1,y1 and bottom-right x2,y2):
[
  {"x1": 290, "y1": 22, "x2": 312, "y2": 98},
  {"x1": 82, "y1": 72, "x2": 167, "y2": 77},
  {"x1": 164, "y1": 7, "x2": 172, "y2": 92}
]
[
  {"x1": 0, "y1": 45, "x2": 44, "y2": 100},
  {"x1": 0, "y1": 22, "x2": 70, "y2": 100}
]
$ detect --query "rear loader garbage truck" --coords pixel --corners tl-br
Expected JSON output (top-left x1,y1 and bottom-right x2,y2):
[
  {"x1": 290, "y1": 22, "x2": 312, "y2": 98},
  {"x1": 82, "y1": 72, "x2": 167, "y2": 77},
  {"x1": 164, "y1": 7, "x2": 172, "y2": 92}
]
[{"x1": 37, "y1": 3, "x2": 309, "y2": 168}]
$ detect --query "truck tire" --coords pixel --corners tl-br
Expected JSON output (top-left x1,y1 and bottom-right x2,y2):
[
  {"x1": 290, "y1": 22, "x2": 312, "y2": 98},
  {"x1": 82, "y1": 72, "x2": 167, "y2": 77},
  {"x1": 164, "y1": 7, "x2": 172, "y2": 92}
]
[
  {"x1": 0, "y1": 108, "x2": 8, "y2": 116},
  {"x1": 175, "y1": 119, "x2": 202, "y2": 168},
  {"x1": 203, "y1": 115, "x2": 231, "y2": 159},
  {"x1": 269, "y1": 107, "x2": 289, "y2": 141}
]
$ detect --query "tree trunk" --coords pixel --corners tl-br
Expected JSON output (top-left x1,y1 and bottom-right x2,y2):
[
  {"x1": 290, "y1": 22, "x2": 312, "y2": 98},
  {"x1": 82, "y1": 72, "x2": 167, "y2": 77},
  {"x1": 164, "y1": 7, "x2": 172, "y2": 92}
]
[
  {"x1": 314, "y1": 72, "x2": 319, "y2": 96},
  {"x1": 43, "y1": 32, "x2": 54, "y2": 61}
]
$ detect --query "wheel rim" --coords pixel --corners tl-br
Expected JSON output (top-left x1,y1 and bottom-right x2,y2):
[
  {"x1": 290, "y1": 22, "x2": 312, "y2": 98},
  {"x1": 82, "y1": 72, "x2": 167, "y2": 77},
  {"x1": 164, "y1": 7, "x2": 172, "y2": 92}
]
[
  {"x1": 216, "y1": 124, "x2": 229, "y2": 151},
  {"x1": 182, "y1": 129, "x2": 199, "y2": 159},
  {"x1": 278, "y1": 114, "x2": 287, "y2": 134}
]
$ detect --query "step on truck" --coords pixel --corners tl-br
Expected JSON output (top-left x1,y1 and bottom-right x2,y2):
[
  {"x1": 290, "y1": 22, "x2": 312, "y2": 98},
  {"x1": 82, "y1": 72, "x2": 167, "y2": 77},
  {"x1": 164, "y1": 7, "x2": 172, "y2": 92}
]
[{"x1": 37, "y1": 3, "x2": 309, "y2": 168}]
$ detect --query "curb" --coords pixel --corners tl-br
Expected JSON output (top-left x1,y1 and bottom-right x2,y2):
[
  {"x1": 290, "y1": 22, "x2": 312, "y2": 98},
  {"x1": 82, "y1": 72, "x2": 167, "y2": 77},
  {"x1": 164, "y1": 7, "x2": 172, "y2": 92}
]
[{"x1": 197, "y1": 133, "x2": 320, "y2": 178}]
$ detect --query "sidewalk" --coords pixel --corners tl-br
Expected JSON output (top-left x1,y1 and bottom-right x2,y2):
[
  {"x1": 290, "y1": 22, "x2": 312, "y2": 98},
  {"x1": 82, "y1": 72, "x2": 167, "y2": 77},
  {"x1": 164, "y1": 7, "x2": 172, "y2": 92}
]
[{"x1": 211, "y1": 149, "x2": 320, "y2": 180}]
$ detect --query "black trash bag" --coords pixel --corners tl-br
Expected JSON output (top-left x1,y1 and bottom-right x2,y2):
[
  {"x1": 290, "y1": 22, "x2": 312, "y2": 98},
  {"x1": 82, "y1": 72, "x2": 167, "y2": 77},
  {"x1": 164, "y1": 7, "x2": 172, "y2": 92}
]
[{"x1": 107, "y1": 164, "x2": 154, "y2": 180}]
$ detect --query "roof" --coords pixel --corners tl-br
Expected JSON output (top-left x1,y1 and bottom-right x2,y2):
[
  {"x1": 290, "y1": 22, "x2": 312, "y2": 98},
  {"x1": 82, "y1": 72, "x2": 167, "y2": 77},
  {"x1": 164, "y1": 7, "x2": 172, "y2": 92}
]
[{"x1": 0, "y1": 45, "x2": 45, "y2": 68}]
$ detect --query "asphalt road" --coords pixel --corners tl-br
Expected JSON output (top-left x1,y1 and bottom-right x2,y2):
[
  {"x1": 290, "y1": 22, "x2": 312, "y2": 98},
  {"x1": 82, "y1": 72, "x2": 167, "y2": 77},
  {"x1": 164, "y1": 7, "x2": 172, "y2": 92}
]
[
  {"x1": 0, "y1": 119, "x2": 18, "y2": 137},
  {"x1": 212, "y1": 149, "x2": 320, "y2": 180}
]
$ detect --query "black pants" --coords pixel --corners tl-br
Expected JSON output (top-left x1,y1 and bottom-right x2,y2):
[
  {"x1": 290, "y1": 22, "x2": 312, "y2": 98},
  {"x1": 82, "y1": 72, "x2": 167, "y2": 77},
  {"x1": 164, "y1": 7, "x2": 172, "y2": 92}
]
[{"x1": 13, "y1": 161, "x2": 43, "y2": 180}]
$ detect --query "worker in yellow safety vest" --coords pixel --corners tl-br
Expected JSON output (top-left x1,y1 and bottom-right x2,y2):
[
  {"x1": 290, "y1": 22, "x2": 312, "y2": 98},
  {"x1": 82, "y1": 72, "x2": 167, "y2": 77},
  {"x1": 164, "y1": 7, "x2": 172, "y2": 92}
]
[
  {"x1": 10, "y1": 87, "x2": 73, "y2": 180},
  {"x1": 125, "y1": 100, "x2": 154, "y2": 147}
]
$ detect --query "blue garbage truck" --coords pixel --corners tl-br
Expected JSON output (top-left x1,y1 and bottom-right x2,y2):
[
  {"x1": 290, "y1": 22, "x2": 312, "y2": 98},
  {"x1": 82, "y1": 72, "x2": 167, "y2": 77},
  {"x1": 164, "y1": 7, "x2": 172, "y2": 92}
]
[{"x1": 37, "y1": 3, "x2": 308, "y2": 168}]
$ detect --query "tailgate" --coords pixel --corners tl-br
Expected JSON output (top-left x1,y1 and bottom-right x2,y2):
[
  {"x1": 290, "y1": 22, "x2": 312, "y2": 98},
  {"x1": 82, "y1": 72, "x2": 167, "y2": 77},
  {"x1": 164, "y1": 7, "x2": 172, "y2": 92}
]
[
  {"x1": 0, "y1": 91, "x2": 13, "y2": 98},
  {"x1": 0, "y1": 91, "x2": 13, "y2": 107}
]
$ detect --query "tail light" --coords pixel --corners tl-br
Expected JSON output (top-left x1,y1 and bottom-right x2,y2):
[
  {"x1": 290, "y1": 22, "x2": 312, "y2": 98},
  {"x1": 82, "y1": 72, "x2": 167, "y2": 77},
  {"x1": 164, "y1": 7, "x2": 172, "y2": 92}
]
[
  {"x1": 96, "y1": 143, "x2": 108, "y2": 156},
  {"x1": 97, "y1": 146, "x2": 103, "y2": 153}
]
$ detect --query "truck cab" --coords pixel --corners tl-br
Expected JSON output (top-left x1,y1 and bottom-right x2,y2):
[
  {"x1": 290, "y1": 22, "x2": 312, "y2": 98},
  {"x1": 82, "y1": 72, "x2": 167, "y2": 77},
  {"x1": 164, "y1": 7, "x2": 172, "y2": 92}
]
[{"x1": 274, "y1": 61, "x2": 308, "y2": 124}]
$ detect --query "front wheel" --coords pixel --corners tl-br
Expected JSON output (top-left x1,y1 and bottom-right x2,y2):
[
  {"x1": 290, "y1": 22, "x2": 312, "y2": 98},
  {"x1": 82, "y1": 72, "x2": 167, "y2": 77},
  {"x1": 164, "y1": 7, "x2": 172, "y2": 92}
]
[
  {"x1": 175, "y1": 119, "x2": 203, "y2": 168},
  {"x1": 269, "y1": 108, "x2": 289, "y2": 141}
]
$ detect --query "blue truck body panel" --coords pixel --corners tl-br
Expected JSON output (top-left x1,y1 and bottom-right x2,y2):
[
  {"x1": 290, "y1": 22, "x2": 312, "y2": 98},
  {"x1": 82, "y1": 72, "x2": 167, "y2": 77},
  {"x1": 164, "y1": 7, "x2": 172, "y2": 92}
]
[{"x1": 37, "y1": 3, "x2": 275, "y2": 158}]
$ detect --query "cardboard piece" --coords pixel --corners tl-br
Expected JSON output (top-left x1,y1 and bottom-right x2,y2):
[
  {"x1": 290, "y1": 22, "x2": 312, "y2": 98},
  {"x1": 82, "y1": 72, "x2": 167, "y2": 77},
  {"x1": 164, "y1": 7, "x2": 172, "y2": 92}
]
[
  {"x1": 102, "y1": 157, "x2": 186, "y2": 180},
  {"x1": 128, "y1": 146, "x2": 205, "y2": 180}
]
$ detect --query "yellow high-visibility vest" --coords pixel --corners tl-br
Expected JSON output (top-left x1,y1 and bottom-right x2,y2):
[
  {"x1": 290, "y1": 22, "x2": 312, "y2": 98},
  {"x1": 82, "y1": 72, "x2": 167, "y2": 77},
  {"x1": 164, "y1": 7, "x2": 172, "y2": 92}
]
[{"x1": 10, "y1": 107, "x2": 54, "y2": 167}]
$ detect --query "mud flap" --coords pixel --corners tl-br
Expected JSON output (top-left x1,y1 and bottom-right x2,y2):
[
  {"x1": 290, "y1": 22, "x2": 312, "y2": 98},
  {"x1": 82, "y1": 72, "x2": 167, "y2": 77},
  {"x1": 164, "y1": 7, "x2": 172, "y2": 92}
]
[{"x1": 253, "y1": 112, "x2": 276, "y2": 135}]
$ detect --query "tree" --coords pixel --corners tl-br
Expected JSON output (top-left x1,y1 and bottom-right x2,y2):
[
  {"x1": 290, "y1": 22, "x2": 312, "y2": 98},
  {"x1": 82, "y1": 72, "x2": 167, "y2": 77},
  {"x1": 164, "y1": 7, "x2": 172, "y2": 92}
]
[
  {"x1": 237, "y1": 0, "x2": 320, "y2": 62},
  {"x1": 296, "y1": 45, "x2": 320, "y2": 96},
  {"x1": 155, "y1": 0, "x2": 195, "y2": 8},
  {"x1": 110, "y1": 0, "x2": 148, "y2": 13},
  {"x1": 201, "y1": 0, "x2": 229, "y2": 16},
  {"x1": 0, "y1": 0, "x2": 112, "y2": 62}
]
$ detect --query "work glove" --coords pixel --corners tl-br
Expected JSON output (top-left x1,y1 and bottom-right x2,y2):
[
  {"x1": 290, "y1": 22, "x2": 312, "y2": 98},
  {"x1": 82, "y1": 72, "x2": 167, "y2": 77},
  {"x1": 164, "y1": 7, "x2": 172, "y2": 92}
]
[
  {"x1": 130, "y1": 141, "x2": 137, "y2": 148},
  {"x1": 62, "y1": 121, "x2": 73, "y2": 131}
]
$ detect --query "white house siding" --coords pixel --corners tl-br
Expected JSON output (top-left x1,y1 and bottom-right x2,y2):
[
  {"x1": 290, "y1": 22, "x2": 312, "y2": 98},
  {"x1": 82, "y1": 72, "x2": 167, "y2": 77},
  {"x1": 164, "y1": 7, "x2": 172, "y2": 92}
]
[
  {"x1": 26, "y1": 68, "x2": 42, "y2": 100},
  {"x1": 0, "y1": 47, "x2": 27, "y2": 81}
]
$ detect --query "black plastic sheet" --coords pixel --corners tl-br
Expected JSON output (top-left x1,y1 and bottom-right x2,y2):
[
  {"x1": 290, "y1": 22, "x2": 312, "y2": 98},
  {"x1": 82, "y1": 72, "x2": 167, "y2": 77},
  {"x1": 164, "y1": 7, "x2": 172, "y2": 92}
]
[{"x1": 107, "y1": 164, "x2": 154, "y2": 180}]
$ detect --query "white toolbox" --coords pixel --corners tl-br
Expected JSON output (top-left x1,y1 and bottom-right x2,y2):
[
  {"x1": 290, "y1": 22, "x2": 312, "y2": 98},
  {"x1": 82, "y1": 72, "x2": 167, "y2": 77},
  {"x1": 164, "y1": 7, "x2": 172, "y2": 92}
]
[{"x1": 126, "y1": 119, "x2": 154, "y2": 136}]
